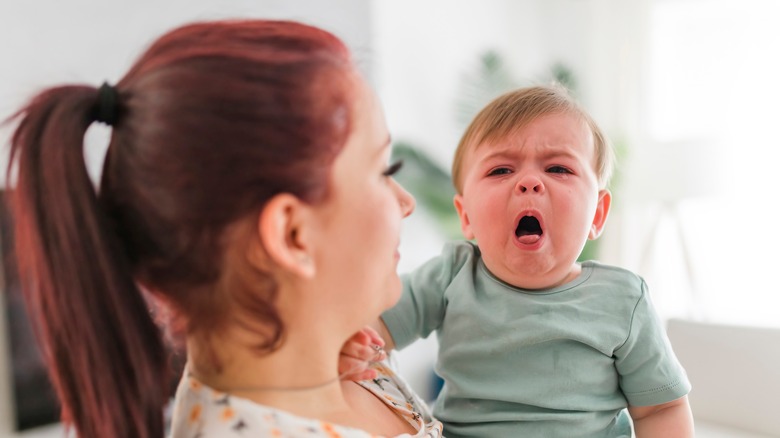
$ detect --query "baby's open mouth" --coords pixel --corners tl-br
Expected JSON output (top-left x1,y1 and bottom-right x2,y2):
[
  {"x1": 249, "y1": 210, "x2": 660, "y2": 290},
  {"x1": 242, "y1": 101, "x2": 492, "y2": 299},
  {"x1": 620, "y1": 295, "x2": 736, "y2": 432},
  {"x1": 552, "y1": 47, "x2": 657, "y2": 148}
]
[{"x1": 515, "y1": 215, "x2": 542, "y2": 244}]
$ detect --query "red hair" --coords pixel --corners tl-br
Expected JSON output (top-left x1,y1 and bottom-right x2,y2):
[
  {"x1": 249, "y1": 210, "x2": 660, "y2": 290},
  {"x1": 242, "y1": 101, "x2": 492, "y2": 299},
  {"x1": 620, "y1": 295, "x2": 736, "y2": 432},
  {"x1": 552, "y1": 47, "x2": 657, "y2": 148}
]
[{"x1": 6, "y1": 20, "x2": 354, "y2": 438}]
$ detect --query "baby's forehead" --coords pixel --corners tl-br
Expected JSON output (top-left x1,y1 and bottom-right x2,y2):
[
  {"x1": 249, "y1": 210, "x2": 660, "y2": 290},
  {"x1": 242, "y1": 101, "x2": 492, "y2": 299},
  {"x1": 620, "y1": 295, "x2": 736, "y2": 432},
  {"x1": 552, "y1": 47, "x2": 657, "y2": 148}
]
[{"x1": 471, "y1": 113, "x2": 592, "y2": 153}]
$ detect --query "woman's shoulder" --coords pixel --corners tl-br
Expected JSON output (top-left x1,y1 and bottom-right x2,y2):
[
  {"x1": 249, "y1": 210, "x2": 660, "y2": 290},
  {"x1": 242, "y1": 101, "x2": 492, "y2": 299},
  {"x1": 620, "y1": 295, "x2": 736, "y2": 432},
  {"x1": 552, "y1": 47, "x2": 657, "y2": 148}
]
[
  {"x1": 356, "y1": 360, "x2": 444, "y2": 438},
  {"x1": 168, "y1": 372, "x2": 361, "y2": 437}
]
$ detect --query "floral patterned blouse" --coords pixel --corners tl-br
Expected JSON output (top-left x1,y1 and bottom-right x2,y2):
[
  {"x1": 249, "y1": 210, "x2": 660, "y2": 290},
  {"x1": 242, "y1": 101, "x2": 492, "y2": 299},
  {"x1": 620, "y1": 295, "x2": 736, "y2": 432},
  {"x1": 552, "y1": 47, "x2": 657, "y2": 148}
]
[{"x1": 169, "y1": 361, "x2": 444, "y2": 438}]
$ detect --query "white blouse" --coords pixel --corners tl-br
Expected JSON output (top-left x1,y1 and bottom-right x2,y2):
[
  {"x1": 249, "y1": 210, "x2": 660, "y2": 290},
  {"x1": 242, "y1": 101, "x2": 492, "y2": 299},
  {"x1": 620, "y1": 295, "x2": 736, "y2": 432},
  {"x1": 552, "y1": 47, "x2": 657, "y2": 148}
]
[{"x1": 169, "y1": 360, "x2": 444, "y2": 438}]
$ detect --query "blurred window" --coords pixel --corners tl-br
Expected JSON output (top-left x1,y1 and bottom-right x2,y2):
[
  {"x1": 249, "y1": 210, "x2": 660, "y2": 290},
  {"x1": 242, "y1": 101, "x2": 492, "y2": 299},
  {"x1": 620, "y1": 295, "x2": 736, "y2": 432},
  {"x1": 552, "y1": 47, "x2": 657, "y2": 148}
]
[{"x1": 644, "y1": 0, "x2": 780, "y2": 327}]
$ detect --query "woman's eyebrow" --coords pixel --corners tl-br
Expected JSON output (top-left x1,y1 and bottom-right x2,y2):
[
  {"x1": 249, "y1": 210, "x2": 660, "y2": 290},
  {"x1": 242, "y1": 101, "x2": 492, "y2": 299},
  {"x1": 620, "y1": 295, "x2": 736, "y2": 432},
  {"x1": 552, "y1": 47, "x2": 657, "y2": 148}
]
[{"x1": 377, "y1": 134, "x2": 392, "y2": 155}]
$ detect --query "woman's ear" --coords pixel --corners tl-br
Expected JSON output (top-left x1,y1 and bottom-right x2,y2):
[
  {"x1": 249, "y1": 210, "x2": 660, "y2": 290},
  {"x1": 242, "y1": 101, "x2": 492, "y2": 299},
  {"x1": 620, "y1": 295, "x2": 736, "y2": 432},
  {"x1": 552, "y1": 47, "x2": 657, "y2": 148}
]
[
  {"x1": 253, "y1": 193, "x2": 316, "y2": 278},
  {"x1": 588, "y1": 189, "x2": 612, "y2": 240}
]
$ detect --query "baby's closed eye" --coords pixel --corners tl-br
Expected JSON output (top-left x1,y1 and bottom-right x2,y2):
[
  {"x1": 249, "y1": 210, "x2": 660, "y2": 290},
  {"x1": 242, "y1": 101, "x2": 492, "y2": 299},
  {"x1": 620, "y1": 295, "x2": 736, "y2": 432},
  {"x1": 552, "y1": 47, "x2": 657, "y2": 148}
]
[
  {"x1": 487, "y1": 167, "x2": 512, "y2": 176},
  {"x1": 546, "y1": 165, "x2": 573, "y2": 174}
]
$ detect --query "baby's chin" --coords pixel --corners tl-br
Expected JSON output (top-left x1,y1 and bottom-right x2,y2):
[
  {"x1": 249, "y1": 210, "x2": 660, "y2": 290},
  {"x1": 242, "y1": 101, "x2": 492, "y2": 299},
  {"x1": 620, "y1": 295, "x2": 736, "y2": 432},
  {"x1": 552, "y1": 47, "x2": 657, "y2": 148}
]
[{"x1": 487, "y1": 255, "x2": 579, "y2": 291}]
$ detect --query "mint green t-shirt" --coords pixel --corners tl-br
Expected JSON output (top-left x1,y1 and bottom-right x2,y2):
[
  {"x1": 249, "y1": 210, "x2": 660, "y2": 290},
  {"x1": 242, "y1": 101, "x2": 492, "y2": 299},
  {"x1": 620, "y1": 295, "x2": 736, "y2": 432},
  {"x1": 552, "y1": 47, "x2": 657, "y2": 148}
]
[{"x1": 382, "y1": 241, "x2": 691, "y2": 438}]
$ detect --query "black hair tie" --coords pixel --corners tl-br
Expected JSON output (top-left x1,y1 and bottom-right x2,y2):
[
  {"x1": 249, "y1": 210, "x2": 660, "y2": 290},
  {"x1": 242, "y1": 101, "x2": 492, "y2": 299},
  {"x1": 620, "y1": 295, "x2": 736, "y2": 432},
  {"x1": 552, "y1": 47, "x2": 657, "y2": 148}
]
[{"x1": 94, "y1": 82, "x2": 120, "y2": 126}]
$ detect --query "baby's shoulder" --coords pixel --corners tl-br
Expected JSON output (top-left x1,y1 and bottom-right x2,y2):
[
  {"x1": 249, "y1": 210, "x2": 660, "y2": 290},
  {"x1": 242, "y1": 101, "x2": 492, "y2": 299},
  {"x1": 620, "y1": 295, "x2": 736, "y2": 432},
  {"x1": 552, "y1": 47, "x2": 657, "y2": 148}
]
[
  {"x1": 581, "y1": 261, "x2": 646, "y2": 297},
  {"x1": 440, "y1": 240, "x2": 481, "y2": 267}
]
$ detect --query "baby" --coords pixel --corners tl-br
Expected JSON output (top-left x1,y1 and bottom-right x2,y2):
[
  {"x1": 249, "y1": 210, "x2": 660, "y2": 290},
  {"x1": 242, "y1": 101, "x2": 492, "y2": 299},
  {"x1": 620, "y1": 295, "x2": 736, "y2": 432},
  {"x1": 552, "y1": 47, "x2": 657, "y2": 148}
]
[{"x1": 373, "y1": 85, "x2": 693, "y2": 437}]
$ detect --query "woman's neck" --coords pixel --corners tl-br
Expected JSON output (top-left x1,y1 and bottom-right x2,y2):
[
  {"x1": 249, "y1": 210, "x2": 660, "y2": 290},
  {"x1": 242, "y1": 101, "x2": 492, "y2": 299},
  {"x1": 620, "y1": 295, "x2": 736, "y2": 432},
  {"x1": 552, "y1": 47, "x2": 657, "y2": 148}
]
[{"x1": 186, "y1": 327, "x2": 352, "y2": 416}]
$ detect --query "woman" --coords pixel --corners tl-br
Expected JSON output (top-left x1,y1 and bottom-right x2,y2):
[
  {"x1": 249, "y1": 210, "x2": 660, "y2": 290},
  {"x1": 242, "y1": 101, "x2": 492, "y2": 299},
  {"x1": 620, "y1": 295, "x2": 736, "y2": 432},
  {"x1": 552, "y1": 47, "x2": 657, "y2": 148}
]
[{"x1": 6, "y1": 19, "x2": 441, "y2": 437}]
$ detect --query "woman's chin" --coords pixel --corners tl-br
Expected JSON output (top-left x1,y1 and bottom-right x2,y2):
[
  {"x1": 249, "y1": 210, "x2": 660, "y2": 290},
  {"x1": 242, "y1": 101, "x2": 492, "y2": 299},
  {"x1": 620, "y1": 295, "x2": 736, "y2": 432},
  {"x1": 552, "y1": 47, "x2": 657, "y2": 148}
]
[{"x1": 386, "y1": 277, "x2": 403, "y2": 307}]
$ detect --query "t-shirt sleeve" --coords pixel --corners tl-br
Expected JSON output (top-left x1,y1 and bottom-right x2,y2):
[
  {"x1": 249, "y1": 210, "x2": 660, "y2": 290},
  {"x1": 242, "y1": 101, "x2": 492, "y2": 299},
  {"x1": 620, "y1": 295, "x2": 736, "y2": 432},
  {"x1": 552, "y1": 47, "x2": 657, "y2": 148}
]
[
  {"x1": 381, "y1": 242, "x2": 463, "y2": 350},
  {"x1": 614, "y1": 280, "x2": 692, "y2": 407}
]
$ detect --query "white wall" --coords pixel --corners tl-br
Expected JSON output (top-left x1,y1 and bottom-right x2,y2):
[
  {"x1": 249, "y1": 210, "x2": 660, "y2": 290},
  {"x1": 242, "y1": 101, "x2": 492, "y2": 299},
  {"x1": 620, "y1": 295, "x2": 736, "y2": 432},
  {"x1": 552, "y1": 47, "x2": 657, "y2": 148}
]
[
  {"x1": 623, "y1": 0, "x2": 780, "y2": 327},
  {"x1": 374, "y1": 0, "x2": 570, "y2": 173},
  {"x1": 0, "y1": 1, "x2": 372, "y2": 435},
  {"x1": 0, "y1": 0, "x2": 373, "y2": 186}
]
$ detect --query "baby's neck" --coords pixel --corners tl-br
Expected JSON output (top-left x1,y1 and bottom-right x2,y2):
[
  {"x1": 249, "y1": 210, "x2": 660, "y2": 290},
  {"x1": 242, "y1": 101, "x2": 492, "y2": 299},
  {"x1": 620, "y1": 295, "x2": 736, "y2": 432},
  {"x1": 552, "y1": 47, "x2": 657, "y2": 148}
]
[{"x1": 504, "y1": 262, "x2": 583, "y2": 291}]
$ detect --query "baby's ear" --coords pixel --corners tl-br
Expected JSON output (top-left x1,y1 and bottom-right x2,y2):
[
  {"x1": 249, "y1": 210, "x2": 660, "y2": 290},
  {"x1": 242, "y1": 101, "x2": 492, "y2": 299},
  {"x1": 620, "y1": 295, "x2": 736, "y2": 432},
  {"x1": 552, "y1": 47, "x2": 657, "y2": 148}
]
[
  {"x1": 453, "y1": 194, "x2": 476, "y2": 240},
  {"x1": 588, "y1": 189, "x2": 612, "y2": 240}
]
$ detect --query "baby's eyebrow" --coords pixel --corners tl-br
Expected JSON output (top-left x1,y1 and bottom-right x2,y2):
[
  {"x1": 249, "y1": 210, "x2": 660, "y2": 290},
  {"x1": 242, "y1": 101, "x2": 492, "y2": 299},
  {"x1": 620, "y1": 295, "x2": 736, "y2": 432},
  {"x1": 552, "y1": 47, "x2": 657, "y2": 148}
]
[
  {"x1": 540, "y1": 148, "x2": 579, "y2": 161},
  {"x1": 481, "y1": 149, "x2": 518, "y2": 162},
  {"x1": 481, "y1": 147, "x2": 579, "y2": 162}
]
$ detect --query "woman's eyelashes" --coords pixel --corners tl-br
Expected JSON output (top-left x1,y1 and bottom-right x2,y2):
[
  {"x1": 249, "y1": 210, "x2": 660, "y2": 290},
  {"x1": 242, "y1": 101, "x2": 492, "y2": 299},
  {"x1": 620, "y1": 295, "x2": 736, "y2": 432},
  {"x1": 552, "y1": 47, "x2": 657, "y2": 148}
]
[{"x1": 383, "y1": 160, "x2": 404, "y2": 177}]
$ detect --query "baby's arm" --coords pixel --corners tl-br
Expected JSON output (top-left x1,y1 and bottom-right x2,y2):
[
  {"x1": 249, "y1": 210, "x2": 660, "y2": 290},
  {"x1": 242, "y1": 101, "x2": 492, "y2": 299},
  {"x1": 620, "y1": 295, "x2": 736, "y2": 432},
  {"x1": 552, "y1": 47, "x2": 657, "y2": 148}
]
[{"x1": 628, "y1": 395, "x2": 694, "y2": 437}]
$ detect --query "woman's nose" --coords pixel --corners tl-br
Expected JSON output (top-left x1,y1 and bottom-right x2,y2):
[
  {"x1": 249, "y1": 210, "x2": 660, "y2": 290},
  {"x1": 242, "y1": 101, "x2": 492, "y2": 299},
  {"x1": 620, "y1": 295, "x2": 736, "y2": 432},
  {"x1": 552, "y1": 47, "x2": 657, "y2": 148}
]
[
  {"x1": 516, "y1": 175, "x2": 545, "y2": 194},
  {"x1": 396, "y1": 182, "x2": 416, "y2": 217}
]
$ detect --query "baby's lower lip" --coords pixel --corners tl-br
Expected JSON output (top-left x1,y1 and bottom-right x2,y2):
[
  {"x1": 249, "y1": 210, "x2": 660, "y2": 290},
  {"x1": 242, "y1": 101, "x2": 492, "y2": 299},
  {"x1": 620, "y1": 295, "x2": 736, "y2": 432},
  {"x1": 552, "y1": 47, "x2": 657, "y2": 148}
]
[
  {"x1": 513, "y1": 232, "x2": 544, "y2": 250},
  {"x1": 517, "y1": 235, "x2": 542, "y2": 245}
]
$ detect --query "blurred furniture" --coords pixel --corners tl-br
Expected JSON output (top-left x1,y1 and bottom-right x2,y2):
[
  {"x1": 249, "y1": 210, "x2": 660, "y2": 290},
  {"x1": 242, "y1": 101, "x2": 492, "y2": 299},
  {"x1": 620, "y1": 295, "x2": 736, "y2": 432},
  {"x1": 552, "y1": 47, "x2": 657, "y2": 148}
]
[
  {"x1": 629, "y1": 139, "x2": 723, "y2": 319},
  {"x1": 666, "y1": 318, "x2": 780, "y2": 437}
]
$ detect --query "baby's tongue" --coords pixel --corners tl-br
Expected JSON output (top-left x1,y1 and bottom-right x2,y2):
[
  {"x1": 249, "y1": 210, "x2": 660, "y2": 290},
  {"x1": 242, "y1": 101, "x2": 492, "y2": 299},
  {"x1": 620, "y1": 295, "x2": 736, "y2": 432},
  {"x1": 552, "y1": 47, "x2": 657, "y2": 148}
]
[{"x1": 518, "y1": 234, "x2": 541, "y2": 245}]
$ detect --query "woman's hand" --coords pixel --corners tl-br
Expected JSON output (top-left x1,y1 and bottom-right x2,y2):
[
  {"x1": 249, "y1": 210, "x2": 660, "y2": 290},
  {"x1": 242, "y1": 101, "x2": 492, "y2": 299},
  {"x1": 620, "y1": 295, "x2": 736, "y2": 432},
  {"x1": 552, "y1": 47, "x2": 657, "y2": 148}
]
[{"x1": 338, "y1": 326, "x2": 387, "y2": 381}]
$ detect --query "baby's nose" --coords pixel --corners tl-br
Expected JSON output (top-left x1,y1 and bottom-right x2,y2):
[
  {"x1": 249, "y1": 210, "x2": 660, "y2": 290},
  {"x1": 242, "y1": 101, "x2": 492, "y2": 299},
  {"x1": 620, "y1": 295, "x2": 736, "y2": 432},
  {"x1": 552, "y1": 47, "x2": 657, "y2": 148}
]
[{"x1": 517, "y1": 175, "x2": 545, "y2": 194}]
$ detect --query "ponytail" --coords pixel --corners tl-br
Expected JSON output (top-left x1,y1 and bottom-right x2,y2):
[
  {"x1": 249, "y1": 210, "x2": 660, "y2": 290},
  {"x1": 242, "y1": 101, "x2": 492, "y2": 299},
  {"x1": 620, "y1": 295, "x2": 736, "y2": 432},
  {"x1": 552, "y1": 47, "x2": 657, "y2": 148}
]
[{"x1": 6, "y1": 85, "x2": 168, "y2": 438}]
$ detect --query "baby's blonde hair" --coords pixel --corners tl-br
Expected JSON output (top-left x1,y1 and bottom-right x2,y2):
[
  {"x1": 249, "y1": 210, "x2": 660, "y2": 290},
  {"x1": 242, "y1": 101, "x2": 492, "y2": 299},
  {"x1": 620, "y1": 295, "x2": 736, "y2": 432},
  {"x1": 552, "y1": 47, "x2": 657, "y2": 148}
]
[{"x1": 452, "y1": 85, "x2": 614, "y2": 193}]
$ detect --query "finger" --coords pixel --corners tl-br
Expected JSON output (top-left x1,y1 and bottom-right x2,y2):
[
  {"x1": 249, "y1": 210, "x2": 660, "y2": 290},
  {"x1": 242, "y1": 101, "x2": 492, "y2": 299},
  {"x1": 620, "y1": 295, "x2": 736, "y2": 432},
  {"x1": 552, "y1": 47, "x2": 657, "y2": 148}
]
[
  {"x1": 341, "y1": 341, "x2": 378, "y2": 360},
  {"x1": 372, "y1": 348, "x2": 387, "y2": 362},
  {"x1": 338, "y1": 355, "x2": 369, "y2": 376},
  {"x1": 349, "y1": 369, "x2": 378, "y2": 381},
  {"x1": 362, "y1": 326, "x2": 386, "y2": 348},
  {"x1": 348, "y1": 328, "x2": 372, "y2": 347},
  {"x1": 339, "y1": 358, "x2": 379, "y2": 382}
]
